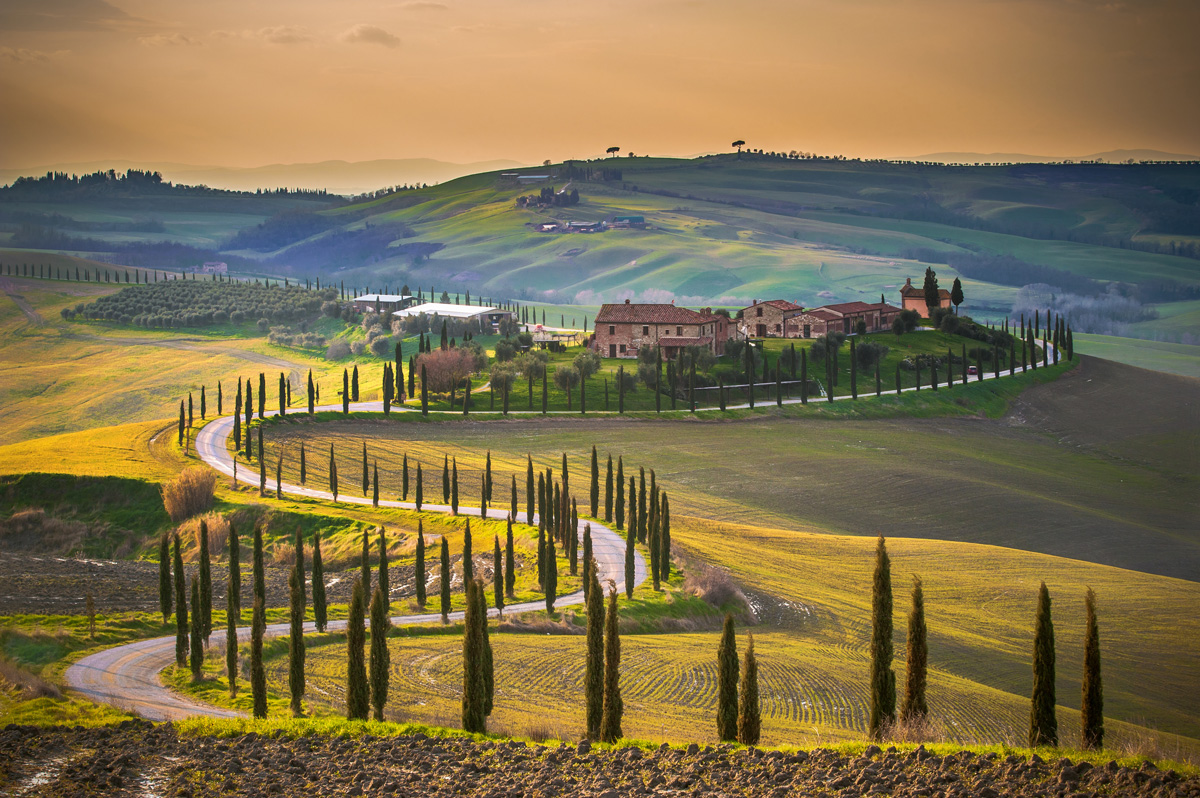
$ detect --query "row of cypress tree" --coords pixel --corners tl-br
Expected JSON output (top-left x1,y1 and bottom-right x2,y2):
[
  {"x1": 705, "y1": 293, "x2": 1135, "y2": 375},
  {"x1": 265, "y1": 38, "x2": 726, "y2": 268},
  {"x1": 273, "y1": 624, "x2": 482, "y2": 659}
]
[{"x1": 867, "y1": 536, "x2": 1103, "y2": 749}]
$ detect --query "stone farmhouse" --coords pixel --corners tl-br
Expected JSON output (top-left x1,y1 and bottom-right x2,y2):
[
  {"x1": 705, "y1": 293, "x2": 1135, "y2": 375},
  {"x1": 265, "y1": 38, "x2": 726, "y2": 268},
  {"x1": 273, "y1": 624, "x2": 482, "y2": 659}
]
[
  {"x1": 739, "y1": 299, "x2": 805, "y2": 338},
  {"x1": 899, "y1": 277, "x2": 952, "y2": 318},
  {"x1": 784, "y1": 301, "x2": 902, "y2": 338},
  {"x1": 593, "y1": 300, "x2": 731, "y2": 359}
]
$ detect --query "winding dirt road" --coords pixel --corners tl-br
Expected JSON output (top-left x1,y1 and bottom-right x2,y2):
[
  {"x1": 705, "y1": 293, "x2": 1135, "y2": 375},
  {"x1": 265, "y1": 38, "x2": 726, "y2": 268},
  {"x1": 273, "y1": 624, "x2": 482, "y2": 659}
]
[{"x1": 65, "y1": 400, "x2": 646, "y2": 720}]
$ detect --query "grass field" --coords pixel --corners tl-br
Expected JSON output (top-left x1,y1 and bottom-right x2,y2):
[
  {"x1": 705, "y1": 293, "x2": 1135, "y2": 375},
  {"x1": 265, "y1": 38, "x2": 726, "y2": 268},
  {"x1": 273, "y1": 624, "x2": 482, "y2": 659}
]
[
  {"x1": 1073, "y1": 333, "x2": 1200, "y2": 378},
  {"x1": 247, "y1": 522, "x2": 1200, "y2": 755}
]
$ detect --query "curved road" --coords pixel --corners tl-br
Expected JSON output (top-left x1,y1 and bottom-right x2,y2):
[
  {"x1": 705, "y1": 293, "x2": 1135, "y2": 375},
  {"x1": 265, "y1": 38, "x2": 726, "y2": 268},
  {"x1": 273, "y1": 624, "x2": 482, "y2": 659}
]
[
  {"x1": 65, "y1": 340, "x2": 1055, "y2": 719},
  {"x1": 66, "y1": 400, "x2": 646, "y2": 720}
]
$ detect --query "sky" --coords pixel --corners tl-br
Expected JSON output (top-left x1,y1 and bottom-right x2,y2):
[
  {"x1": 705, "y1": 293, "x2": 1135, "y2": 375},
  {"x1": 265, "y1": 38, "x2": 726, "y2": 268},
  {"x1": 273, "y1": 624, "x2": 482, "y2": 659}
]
[{"x1": 2, "y1": 0, "x2": 1198, "y2": 169}]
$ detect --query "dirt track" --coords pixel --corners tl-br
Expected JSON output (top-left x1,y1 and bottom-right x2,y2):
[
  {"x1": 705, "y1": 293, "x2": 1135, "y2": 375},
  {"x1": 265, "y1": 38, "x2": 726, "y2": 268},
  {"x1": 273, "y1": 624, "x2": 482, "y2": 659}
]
[
  {"x1": 1, "y1": 723, "x2": 1193, "y2": 797},
  {"x1": 0, "y1": 276, "x2": 45, "y2": 326}
]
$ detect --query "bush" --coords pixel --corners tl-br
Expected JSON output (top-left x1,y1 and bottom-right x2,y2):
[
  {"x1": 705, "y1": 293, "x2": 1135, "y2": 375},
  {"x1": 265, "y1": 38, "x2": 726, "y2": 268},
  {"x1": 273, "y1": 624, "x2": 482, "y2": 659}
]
[
  {"x1": 351, "y1": 341, "x2": 366, "y2": 356},
  {"x1": 490, "y1": 363, "x2": 518, "y2": 394},
  {"x1": 416, "y1": 347, "x2": 480, "y2": 393},
  {"x1": 326, "y1": 340, "x2": 350, "y2": 360},
  {"x1": 515, "y1": 350, "x2": 548, "y2": 378},
  {"x1": 161, "y1": 467, "x2": 217, "y2": 523},
  {"x1": 637, "y1": 362, "x2": 659, "y2": 388},
  {"x1": 573, "y1": 350, "x2": 601, "y2": 379},
  {"x1": 855, "y1": 319, "x2": 867, "y2": 335},
  {"x1": 897, "y1": 309, "x2": 921, "y2": 332},
  {"x1": 257, "y1": 317, "x2": 270, "y2": 332},
  {"x1": 493, "y1": 338, "x2": 517, "y2": 362},
  {"x1": 808, "y1": 332, "x2": 846, "y2": 362}
]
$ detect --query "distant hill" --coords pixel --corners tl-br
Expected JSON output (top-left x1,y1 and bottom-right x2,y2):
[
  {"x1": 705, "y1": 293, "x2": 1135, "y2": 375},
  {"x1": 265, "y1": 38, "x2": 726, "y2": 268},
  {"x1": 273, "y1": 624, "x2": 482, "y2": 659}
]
[
  {"x1": 0, "y1": 157, "x2": 524, "y2": 196},
  {"x1": 909, "y1": 148, "x2": 1200, "y2": 164}
]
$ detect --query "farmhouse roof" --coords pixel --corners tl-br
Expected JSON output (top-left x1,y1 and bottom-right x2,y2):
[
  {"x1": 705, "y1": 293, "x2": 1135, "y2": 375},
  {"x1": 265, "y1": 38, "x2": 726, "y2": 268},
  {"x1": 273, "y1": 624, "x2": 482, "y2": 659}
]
[
  {"x1": 392, "y1": 302, "x2": 501, "y2": 320},
  {"x1": 744, "y1": 299, "x2": 803, "y2": 312},
  {"x1": 811, "y1": 301, "x2": 904, "y2": 315},
  {"x1": 355, "y1": 293, "x2": 412, "y2": 303},
  {"x1": 595, "y1": 302, "x2": 715, "y2": 325},
  {"x1": 900, "y1": 277, "x2": 950, "y2": 299}
]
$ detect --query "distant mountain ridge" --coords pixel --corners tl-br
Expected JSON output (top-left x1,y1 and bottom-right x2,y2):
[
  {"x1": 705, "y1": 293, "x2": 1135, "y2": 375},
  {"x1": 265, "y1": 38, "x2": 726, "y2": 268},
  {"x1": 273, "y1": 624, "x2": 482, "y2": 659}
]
[
  {"x1": 908, "y1": 148, "x2": 1200, "y2": 164},
  {"x1": 0, "y1": 157, "x2": 525, "y2": 196}
]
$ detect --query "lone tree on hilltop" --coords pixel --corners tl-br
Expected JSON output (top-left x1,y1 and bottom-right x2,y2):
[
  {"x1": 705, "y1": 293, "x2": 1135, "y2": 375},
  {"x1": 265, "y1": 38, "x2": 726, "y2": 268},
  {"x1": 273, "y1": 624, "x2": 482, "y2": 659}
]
[
  {"x1": 732, "y1": 140, "x2": 746, "y2": 157},
  {"x1": 1081, "y1": 587, "x2": 1104, "y2": 750},
  {"x1": 901, "y1": 576, "x2": 928, "y2": 722},
  {"x1": 346, "y1": 578, "x2": 369, "y2": 720},
  {"x1": 737, "y1": 633, "x2": 760, "y2": 746},
  {"x1": 717, "y1": 613, "x2": 739, "y2": 741},
  {"x1": 1029, "y1": 581, "x2": 1058, "y2": 748},
  {"x1": 868, "y1": 535, "x2": 896, "y2": 741},
  {"x1": 606, "y1": 146, "x2": 620, "y2": 157}
]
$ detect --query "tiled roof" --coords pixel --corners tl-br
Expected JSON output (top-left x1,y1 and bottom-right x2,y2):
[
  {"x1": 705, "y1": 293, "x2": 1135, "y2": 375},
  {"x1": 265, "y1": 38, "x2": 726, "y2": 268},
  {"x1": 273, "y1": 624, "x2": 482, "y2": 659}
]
[
  {"x1": 596, "y1": 303, "x2": 711, "y2": 325},
  {"x1": 811, "y1": 301, "x2": 905, "y2": 315},
  {"x1": 900, "y1": 284, "x2": 951, "y2": 299},
  {"x1": 744, "y1": 300, "x2": 803, "y2": 312}
]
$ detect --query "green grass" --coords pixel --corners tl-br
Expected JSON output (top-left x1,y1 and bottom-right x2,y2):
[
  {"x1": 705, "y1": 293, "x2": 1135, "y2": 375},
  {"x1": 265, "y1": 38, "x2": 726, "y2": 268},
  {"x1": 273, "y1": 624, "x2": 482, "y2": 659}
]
[{"x1": 1073, "y1": 333, "x2": 1200, "y2": 378}]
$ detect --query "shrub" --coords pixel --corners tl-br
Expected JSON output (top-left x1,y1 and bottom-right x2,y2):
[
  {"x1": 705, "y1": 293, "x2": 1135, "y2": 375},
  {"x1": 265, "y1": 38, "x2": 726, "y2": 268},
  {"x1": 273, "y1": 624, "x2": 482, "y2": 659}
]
[
  {"x1": 369, "y1": 335, "x2": 392, "y2": 356},
  {"x1": 162, "y1": 467, "x2": 217, "y2": 523},
  {"x1": 855, "y1": 319, "x2": 867, "y2": 335},
  {"x1": 256, "y1": 318, "x2": 270, "y2": 332},
  {"x1": 351, "y1": 341, "x2": 366, "y2": 356},
  {"x1": 808, "y1": 332, "x2": 846, "y2": 362},
  {"x1": 855, "y1": 341, "x2": 890, "y2": 368},
  {"x1": 573, "y1": 350, "x2": 601, "y2": 379},
  {"x1": 515, "y1": 350, "x2": 548, "y2": 378},
  {"x1": 490, "y1": 363, "x2": 518, "y2": 394},
  {"x1": 493, "y1": 339, "x2": 517, "y2": 362},
  {"x1": 326, "y1": 340, "x2": 350, "y2": 360},
  {"x1": 417, "y1": 347, "x2": 480, "y2": 393},
  {"x1": 898, "y1": 309, "x2": 921, "y2": 332}
]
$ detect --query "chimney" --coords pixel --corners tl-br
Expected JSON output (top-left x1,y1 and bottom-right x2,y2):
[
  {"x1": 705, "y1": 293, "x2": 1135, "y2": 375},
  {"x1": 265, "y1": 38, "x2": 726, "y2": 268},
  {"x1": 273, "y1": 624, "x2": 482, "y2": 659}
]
[
  {"x1": 905, "y1": 277, "x2": 912, "y2": 287},
  {"x1": 624, "y1": 298, "x2": 630, "y2": 304},
  {"x1": 753, "y1": 299, "x2": 759, "y2": 305}
]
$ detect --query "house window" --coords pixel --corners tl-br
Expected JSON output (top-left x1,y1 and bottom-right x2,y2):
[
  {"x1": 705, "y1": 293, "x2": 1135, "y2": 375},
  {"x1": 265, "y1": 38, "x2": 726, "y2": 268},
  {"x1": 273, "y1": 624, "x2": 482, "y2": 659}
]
[
  {"x1": 676, "y1": 326, "x2": 682, "y2": 335},
  {"x1": 608, "y1": 325, "x2": 615, "y2": 335},
  {"x1": 642, "y1": 325, "x2": 649, "y2": 335},
  {"x1": 756, "y1": 307, "x2": 763, "y2": 317},
  {"x1": 619, "y1": 344, "x2": 626, "y2": 353},
  {"x1": 803, "y1": 324, "x2": 811, "y2": 338},
  {"x1": 774, "y1": 323, "x2": 781, "y2": 332}
]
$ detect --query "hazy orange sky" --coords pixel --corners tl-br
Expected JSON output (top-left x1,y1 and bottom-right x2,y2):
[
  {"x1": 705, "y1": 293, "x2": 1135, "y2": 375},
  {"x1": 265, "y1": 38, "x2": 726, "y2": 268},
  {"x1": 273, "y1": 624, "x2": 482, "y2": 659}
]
[{"x1": 2, "y1": 0, "x2": 1198, "y2": 168}]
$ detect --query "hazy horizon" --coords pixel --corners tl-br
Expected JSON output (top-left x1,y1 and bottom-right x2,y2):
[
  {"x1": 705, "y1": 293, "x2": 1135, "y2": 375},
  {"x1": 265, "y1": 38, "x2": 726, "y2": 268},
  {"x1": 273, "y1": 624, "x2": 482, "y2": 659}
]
[{"x1": 2, "y1": 0, "x2": 1197, "y2": 170}]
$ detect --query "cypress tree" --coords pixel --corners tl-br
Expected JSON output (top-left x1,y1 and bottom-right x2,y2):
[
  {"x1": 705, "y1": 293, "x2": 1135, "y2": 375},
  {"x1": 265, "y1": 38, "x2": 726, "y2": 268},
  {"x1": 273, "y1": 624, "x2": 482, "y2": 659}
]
[
  {"x1": 1081, "y1": 587, "x2": 1104, "y2": 750},
  {"x1": 308, "y1": 370, "x2": 315, "y2": 414},
  {"x1": 659, "y1": 492, "x2": 671, "y2": 582},
  {"x1": 440, "y1": 537, "x2": 451, "y2": 623},
  {"x1": 352, "y1": 365, "x2": 360, "y2": 401},
  {"x1": 600, "y1": 587, "x2": 623, "y2": 742},
  {"x1": 485, "y1": 451, "x2": 493, "y2": 502},
  {"x1": 590, "y1": 445, "x2": 600, "y2": 517},
  {"x1": 526, "y1": 455, "x2": 535, "y2": 526},
  {"x1": 443, "y1": 455, "x2": 450, "y2": 503},
  {"x1": 615, "y1": 457, "x2": 625, "y2": 530},
  {"x1": 901, "y1": 576, "x2": 928, "y2": 721},
  {"x1": 582, "y1": 524, "x2": 594, "y2": 601},
  {"x1": 415, "y1": 462, "x2": 423, "y2": 510},
  {"x1": 198, "y1": 519, "x2": 212, "y2": 642},
  {"x1": 234, "y1": 395, "x2": 242, "y2": 450},
  {"x1": 868, "y1": 534, "x2": 896, "y2": 741},
  {"x1": 188, "y1": 393, "x2": 193, "y2": 428},
  {"x1": 510, "y1": 474, "x2": 518, "y2": 521},
  {"x1": 493, "y1": 536, "x2": 504, "y2": 614},
  {"x1": 415, "y1": 520, "x2": 427, "y2": 607},
  {"x1": 585, "y1": 560, "x2": 605, "y2": 740},
  {"x1": 250, "y1": 516, "x2": 265, "y2": 604},
  {"x1": 360, "y1": 528, "x2": 371, "y2": 596},
  {"x1": 343, "y1": 369, "x2": 350, "y2": 413},
  {"x1": 189, "y1": 578, "x2": 203, "y2": 680},
  {"x1": 876, "y1": 360, "x2": 881, "y2": 397},
  {"x1": 604, "y1": 454, "x2": 613, "y2": 522},
  {"x1": 409, "y1": 357, "x2": 416, "y2": 399},
  {"x1": 542, "y1": 371, "x2": 548, "y2": 414},
  {"x1": 369, "y1": 585, "x2": 390, "y2": 721},
  {"x1": 288, "y1": 566, "x2": 305, "y2": 716},
  {"x1": 159, "y1": 532, "x2": 172, "y2": 620},
  {"x1": 505, "y1": 517, "x2": 516, "y2": 598},
  {"x1": 258, "y1": 428, "x2": 266, "y2": 494},
  {"x1": 801, "y1": 349, "x2": 809, "y2": 404},
  {"x1": 1029, "y1": 581, "x2": 1058, "y2": 747},
  {"x1": 373, "y1": 461, "x2": 379, "y2": 507},
  {"x1": 402, "y1": 453, "x2": 409, "y2": 500},
  {"x1": 312, "y1": 530, "x2": 327, "y2": 632},
  {"x1": 451, "y1": 457, "x2": 459, "y2": 515},
  {"x1": 737, "y1": 633, "x2": 761, "y2": 746},
  {"x1": 178, "y1": 400, "x2": 185, "y2": 446},
  {"x1": 329, "y1": 444, "x2": 338, "y2": 501},
  {"x1": 300, "y1": 444, "x2": 307, "y2": 485},
  {"x1": 279, "y1": 373, "x2": 287, "y2": 415},
  {"x1": 173, "y1": 534, "x2": 187, "y2": 667},
  {"x1": 218, "y1": 381, "x2": 223, "y2": 416},
  {"x1": 570, "y1": 502, "x2": 580, "y2": 575},
  {"x1": 251, "y1": 596, "x2": 267, "y2": 718},
  {"x1": 461, "y1": 580, "x2": 486, "y2": 733},
  {"x1": 225, "y1": 577, "x2": 237, "y2": 697},
  {"x1": 545, "y1": 532, "x2": 557, "y2": 613},
  {"x1": 258, "y1": 373, "x2": 266, "y2": 417},
  {"x1": 377, "y1": 527, "x2": 389, "y2": 611},
  {"x1": 201, "y1": 385, "x2": 207, "y2": 419},
  {"x1": 480, "y1": 474, "x2": 487, "y2": 517},
  {"x1": 624, "y1": 488, "x2": 635, "y2": 599},
  {"x1": 638, "y1": 467, "x2": 647, "y2": 543},
  {"x1": 717, "y1": 613, "x2": 739, "y2": 741},
  {"x1": 463, "y1": 519, "x2": 474, "y2": 583},
  {"x1": 346, "y1": 579, "x2": 369, "y2": 720}
]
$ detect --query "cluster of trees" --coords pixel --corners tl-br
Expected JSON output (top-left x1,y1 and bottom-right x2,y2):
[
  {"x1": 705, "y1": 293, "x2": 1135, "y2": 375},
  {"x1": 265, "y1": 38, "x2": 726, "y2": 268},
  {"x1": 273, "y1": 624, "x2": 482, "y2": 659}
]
[
  {"x1": 514, "y1": 187, "x2": 581, "y2": 208},
  {"x1": 71, "y1": 280, "x2": 330, "y2": 327},
  {"x1": 1, "y1": 169, "x2": 335, "y2": 201},
  {"x1": 268, "y1": 325, "x2": 327, "y2": 349},
  {"x1": 867, "y1": 536, "x2": 1104, "y2": 749}
]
